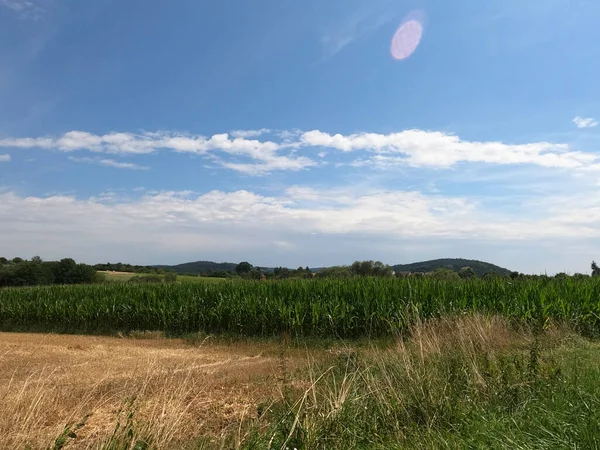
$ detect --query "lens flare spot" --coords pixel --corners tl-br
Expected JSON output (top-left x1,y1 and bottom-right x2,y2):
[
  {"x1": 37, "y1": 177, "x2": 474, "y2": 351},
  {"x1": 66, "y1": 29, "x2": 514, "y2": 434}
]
[{"x1": 391, "y1": 17, "x2": 423, "y2": 60}]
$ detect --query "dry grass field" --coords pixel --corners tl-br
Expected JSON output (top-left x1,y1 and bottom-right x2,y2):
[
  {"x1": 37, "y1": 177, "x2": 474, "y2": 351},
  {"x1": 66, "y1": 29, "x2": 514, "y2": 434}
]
[
  {"x1": 0, "y1": 332, "x2": 308, "y2": 449},
  {"x1": 2, "y1": 317, "x2": 600, "y2": 449},
  {"x1": 98, "y1": 271, "x2": 227, "y2": 283}
]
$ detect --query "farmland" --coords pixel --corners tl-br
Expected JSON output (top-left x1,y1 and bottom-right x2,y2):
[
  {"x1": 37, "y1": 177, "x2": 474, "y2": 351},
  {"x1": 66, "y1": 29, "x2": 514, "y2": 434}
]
[
  {"x1": 2, "y1": 276, "x2": 600, "y2": 448},
  {"x1": 1, "y1": 276, "x2": 600, "y2": 338},
  {"x1": 0, "y1": 331, "x2": 308, "y2": 449},
  {"x1": 1, "y1": 315, "x2": 600, "y2": 449},
  {"x1": 98, "y1": 271, "x2": 227, "y2": 284}
]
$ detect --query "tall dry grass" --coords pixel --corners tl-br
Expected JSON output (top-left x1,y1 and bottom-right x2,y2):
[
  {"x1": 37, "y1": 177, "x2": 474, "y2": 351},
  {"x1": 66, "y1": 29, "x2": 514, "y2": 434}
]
[{"x1": 249, "y1": 314, "x2": 572, "y2": 450}]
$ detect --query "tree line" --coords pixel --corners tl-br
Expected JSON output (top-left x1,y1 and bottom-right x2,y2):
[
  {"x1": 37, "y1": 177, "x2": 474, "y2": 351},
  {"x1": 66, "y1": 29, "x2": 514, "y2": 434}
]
[
  {"x1": 93, "y1": 262, "x2": 166, "y2": 274},
  {"x1": 2, "y1": 257, "x2": 598, "y2": 287},
  {"x1": 0, "y1": 257, "x2": 98, "y2": 287}
]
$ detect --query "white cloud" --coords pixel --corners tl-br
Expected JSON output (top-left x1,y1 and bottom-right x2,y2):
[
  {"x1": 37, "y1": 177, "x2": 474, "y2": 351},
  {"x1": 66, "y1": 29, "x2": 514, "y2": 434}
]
[
  {"x1": 230, "y1": 129, "x2": 271, "y2": 138},
  {"x1": 1, "y1": 0, "x2": 33, "y2": 11},
  {"x1": 0, "y1": 137, "x2": 54, "y2": 148},
  {"x1": 1, "y1": 130, "x2": 314, "y2": 174},
  {"x1": 573, "y1": 116, "x2": 598, "y2": 129},
  {"x1": 0, "y1": 0, "x2": 46, "y2": 19},
  {"x1": 99, "y1": 159, "x2": 148, "y2": 170},
  {"x1": 0, "y1": 154, "x2": 10, "y2": 162},
  {"x1": 2, "y1": 187, "x2": 600, "y2": 273},
  {"x1": 3, "y1": 127, "x2": 600, "y2": 175},
  {"x1": 301, "y1": 129, "x2": 599, "y2": 171},
  {"x1": 0, "y1": 186, "x2": 596, "y2": 246},
  {"x1": 68, "y1": 156, "x2": 148, "y2": 170},
  {"x1": 220, "y1": 154, "x2": 317, "y2": 175}
]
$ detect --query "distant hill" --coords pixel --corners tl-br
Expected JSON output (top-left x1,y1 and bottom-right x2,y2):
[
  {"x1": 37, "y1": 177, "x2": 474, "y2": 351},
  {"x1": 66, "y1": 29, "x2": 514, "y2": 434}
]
[
  {"x1": 154, "y1": 260, "x2": 237, "y2": 274},
  {"x1": 392, "y1": 259, "x2": 511, "y2": 277},
  {"x1": 154, "y1": 258, "x2": 511, "y2": 277}
]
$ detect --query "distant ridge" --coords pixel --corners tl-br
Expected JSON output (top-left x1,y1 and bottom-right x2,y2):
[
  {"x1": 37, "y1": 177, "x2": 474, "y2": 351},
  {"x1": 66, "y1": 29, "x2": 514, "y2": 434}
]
[
  {"x1": 392, "y1": 258, "x2": 511, "y2": 277},
  {"x1": 154, "y1": 258, "x2": 511, "y2": 277},
  {"x1": 153, "y1": 260, "x2": 237, "y2": 274}
]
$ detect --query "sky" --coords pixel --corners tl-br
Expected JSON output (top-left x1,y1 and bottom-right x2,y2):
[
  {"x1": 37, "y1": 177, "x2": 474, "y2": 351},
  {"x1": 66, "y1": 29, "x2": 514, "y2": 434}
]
[{"x1": 1, "y1": 0, "x2": 600, "y2": 274}]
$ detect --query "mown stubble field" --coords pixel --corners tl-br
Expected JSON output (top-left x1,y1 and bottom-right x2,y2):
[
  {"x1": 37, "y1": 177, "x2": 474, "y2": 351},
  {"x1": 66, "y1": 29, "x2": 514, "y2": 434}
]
[{"x1": 0, "y1": 332, "x2": 307, "y2": 449}]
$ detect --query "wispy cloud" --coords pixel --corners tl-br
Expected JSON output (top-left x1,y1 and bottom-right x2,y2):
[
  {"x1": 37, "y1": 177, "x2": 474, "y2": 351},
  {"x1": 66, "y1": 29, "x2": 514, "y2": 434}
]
[
  {"x1": 573, "y1": 116, "x2": 598, "y2": 129},
  {"x1": 0, "y1": 154, "x2": 11, "y2": 162},
  {"x1": 3, "y1": 127, "x2": 600, "y2": 175},
  {"x1": 320, "y1": 2, "x2": 395, "y2": 58},
  {"x1": 1, "y1": 130, "x2": 316, "y2": 175},
  {"x1": 300, "y1": 129, "x2": 599, "y2": 172},
  {"x1": 1, "y1": 186, "x2": 600, "y2": 272},
  {"x1": 230, "y1": 129, "x2": 271, "y2": 138},
  {"x1": 68, "y1": 156, "x2": 148, "y2": 171},
  {"x1": 98, "y1": 159, "x2": 148, "y2": 170},
  {"x1": 0, "y1": 0, "x2": 47, "y2": 19}
]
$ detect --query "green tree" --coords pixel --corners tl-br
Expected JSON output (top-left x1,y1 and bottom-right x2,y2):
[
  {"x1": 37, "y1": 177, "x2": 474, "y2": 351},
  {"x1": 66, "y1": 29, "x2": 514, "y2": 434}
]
[
  {"x1": 53, "y1": 258, "x2": 77, "y2": 284},
  {"x1": 164, "y1": 272, "x2": 177, "y2": 283},
  {"x1": 483, "y1": 272, "x2": 501, "y2": 280},
  {"x1": 12, "y1": 261, "x2": 54, "y2": 286},
  {"x1": 351, "y1": 260, "x2": 393, "y2": 277},
  {"x1": 249, "y1": 268, "x2": 263, "y2": 280},
  {"x1": 316, "y1": 266, "x2": 352, "y2": 278},
  {"x1": 592, "y1": 261, "x2": 600, "y2": 277},
  {"x1": 67, "y1": 264, "x2": 98, "y2": 284},
  {"x1": 430, "y1": 268, "x2": 461, "y2": 281},
  {"x1": 458, "y1": 266, "x2": 476, "y2": 279},
  {"x1": 235, "y1": 261, "x2": 253, "y2": 275}
]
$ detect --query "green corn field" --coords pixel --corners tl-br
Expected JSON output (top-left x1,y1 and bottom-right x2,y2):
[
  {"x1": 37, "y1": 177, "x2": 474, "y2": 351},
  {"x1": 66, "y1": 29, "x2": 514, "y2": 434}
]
[{"x1": 1, "y1": 277, "x2": 600, "y2": 338}]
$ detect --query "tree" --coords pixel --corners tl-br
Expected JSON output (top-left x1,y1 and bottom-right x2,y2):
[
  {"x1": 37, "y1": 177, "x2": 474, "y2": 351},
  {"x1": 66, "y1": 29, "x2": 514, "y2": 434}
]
[
  {"x1": 482, "y1": 272, "x2": 501, "y2": 280},
  {"x1": 592, "y1": 261, "x2": 600, "y2": 277},
  {"x1": 351, "y1": 260, "x2": 393, "y2": 277},
  {"x1": 458, "y1": 267, "x2": 476, "y2": 279},
  {"x1": 316, "y1": 266, "x2": 352, "y2": 278},
  {"x1": 430, "y1": 268, "x2": 461, "y2": 281},
  {"x1": 66, "y1": 263, "x2": 97, "y2": 284},
  {"x1": 12, "y1": 257, "x2": 23, "y2": 264},
  {"x1": 0, "y1": 257, "x2": 8, "y2": 265},
  {"x1": 249, "y1": 268, "x2": 263, "y2": 280},
  {"x1": 164, "y1": 272, "x2": 177, "y2": 283},
  {"x1": 235, "y1": 261, "x2": 253, "y2": 275},
  {"x1": 53, "y1": 258, "x2": 77, "y2": 284},
  {"x1": 372, "y1": 261, "x2": 393, "y2": 277},
  {"x1": 12, "y1": 261, "x2": 54, "y2": 286},
  {"x1": 273, "y1": 267, "x2": 291, "y2": 278}
]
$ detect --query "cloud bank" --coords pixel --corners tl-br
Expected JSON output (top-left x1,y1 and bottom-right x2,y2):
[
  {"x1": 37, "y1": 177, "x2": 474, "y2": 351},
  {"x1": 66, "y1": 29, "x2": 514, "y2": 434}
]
[
  {"x1": 1, "y1": 187, "x2": 598, "y2": 263},
  {"x1": 2, "y1": 128, "x2": 599, "y2": 175}
]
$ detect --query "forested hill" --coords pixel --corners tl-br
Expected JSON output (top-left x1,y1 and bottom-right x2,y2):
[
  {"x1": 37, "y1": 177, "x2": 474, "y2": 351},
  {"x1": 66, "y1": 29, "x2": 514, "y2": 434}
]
[
  {"x1": 154, "y1": 258, "x2": 511, "y2": 277},
  {"x1": 153, "y1": 261, "x2": 237, "y2": 274},
  {"x1": 392, "y1": 259, "x2": 511, "y2": 277}
]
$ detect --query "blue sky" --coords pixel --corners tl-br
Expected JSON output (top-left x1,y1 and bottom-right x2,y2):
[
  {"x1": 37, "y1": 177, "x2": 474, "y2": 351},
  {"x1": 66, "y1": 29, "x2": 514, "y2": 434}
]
[{"x1": 1, "y1": 0, "x2": 600, "y2": 273}]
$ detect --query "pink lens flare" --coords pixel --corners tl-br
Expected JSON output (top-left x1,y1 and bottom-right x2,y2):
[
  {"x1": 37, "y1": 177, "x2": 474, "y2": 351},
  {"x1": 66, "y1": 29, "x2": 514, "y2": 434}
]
[{"x1": 390, "y1": 18, "x2": 423, "y2": 60}]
